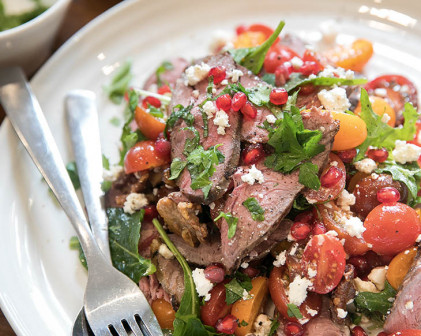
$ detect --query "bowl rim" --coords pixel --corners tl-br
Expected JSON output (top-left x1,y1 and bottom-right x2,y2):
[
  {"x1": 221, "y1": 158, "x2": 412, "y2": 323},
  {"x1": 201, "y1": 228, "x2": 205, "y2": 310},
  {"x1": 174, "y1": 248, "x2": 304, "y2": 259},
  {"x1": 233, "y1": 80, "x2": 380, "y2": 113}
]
[{"x1": 0, "y1": 0, "x2": 71, "y2": 37}]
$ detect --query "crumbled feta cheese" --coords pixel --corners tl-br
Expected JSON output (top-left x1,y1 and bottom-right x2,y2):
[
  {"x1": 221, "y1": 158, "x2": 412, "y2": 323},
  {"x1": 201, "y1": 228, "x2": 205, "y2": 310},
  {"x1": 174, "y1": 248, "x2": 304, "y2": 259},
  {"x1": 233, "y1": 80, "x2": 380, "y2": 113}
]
[
  {"x1": 326, "y1": 230, "x2": 339, "y2": 237},
  {"x1": 392, "y1": 140, "x2": 421, "y2": 164},
  {"x1": 153, "y1": 188, "x2": 158, "y2": 196},
  {"x1": 308, "y1": 268, "x2": 317, "y2": 278},
  {"x1": 337, "y1": 308, "x2": 348, "y2": 319},
  {"x1": 241, "y1": 165, "x2": 265, "y2": 185},
  {"x1": 374, "y1": 88, "x2": 388, "y2": 97},
  {"x1": 227, "y1": 69, "x2": 243, "y2": 83},
  {"x1": 416, "y1": 234, "x2": 421, "y2": 243},
  {"x1": 158, "y1": 244, "x2": 174, "y2": 259},
  {"x1": 241, "y1": 262, "x2": 249, "y2": 269},
  {"x1": 368, "y1": 266, "x2": 387, "y2": 291},
  {"x1": 336, "y1": 189, "x2": 356, "y2": 211},
  {"x1": 103, "y1": 165, "x2": 123, "y2": 182},
  {"x1": 203, "y1": 101, "x2": 217, "y2": 118},
  {"x1": 185, "y1": 62, "x2": 211, "y2": 86},
  {"x1": 123, "y1": 193, "x2": 148, "y2": 214},
  {"x1": 192, "y1": 268, "x2": 213, "y2": 301},
  {"x1": 242, "y1": 289, "x2": 252, "y2": 300},
  {"x1": 306, "y1": 307, "x2": 318, "y2": 317},
  {"x1": 209, "y1": 202, "x2": 215, "y2": 210},
  {"x1": 273, "y1": 251, "x2": 287, "y2": 267},
  {"x1": 343, "y1": 216, "x2": 366, "y2": 239},
  {"x1": 209, "y1": 29, "x2": 234, "y2": 53},
  {"x1": 405, "y1": 301, "x2": 414, "y2": 310},
  {"x1": 288, "y1": 275, "x2": 312, "y2": 306},
  {"x1": 221, "y1": 79, "x2": 229, "y2": 85},
  {"x1": 253, "y1": 314, "x2": 272, "y2": 336},
  {"x1": 317, "y1": 87, "x2": 351, "y2": 112},
  {"x1": 353, "y1": 277, "x2": 379, "y2": 293},
  {"x1": 308, "y1": 74, "x2": 317, "y2": 79},
  {"x1": 354, "y1": 158, "x2": 377, "y2": 174},
  {"x1": 192, "y1": 89, "x2": 200, "y2": 98},
  {"x1": 266, "y1": 114, "x2": 277, "y2": 124},
  {"x1": 214, "y1": 110, "x2": 230, "y2": 135},
  {"x1": 290, "y1": 56, "x2": 304, "y2": 69},
  {"x1": 289, "y1": 243, "x2": 299, "y2": 256},
  {"x1": 319, "y1": 20, "x2": 337, "y2": 44},
  {"x1": 318, "y1": 65, "x2": 354, "y2": 80},
  {"x1": 381, "y1": 113, "x2": 391, "y2": 124}
]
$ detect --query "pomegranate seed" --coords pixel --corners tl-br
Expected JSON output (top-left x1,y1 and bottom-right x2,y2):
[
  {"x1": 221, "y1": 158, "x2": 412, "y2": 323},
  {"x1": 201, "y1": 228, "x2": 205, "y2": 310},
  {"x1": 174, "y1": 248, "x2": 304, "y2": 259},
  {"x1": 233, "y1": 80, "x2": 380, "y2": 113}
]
[
  {"x1": 336, "y1": 148, "x2": 357, "y2": 163},
  {"x1": 143, "y1": 205, "x2": 159, "y2": 221},
  {"x1": 142, "y1": 96, "x2": 161, "y2": 108},
  {"x1": 240, "y1": 101, "x2": 257, "y2": 119},
  {"x1": 377, "y1": 186, "x2": 400, "y2": 203},
  {"x1": 284, "y1": 322, "x2": 304, "y2": 336},
  {"x1": 367, "y1": 148, "x2": 389, "y2": 163},
  {"x1": 242, "y1": 266, "x2": 259, "y2": 278},
  {"x1": 312, "y1": 221, "x2": 327, "y2": 235},
  {"x1": 236, "y1": 25, "x2": 247, "y2": 35},
  {"x1": 275, "y1": 63, "x2": 293, "y2": 86},
  {"x1": 351, "y1": 326, "x2": 368, "y2": 336},
  {"x1": 204, "y1": 264, "x2": 225, "y2": 283},
  {"x1": 154, "y1": 138, "x2": 171, "y2": 161},
  {"x1": 291, "y1": 222, "x2": 312, "y2": 240},
  {"x1": 242, "y1": 143, "x2": 265, "y2": 165},
  {"x1": 231, "y1": 92, "x2": 247, "y2": 111},
  {"x1": 216, "y1": 94, "x2": 232, "y2": 112},
  {"x1": 209, "y1": 66, "x2": 226, "y2": 85},
  {"x1": 365, "y1": 251, "x2": 384, "y2": 269},
  {"x1": 348, "y1": 256, "x2": 370, "y2": 278},
  {"x1": 157, "y1": 85, "x2": 171, "y2": 95},
  {"x1": 299, "y1": 61, "x2": 321, "y2": 76},
  {"x1": 216, "y1": 315, "x2": 238, "y2": 334},
  {"x1": 320, "y1": 166, "x2": 344, "y2": 188},
  {"x1": 269, "y1": 88, "x2": 288, "y2": 105},
  {"x1": 299, "y1": 84, "x2": 316, "y2": 95},
  {"x1": 295, "y1": 210, "x2": 314, "y2": 223}
]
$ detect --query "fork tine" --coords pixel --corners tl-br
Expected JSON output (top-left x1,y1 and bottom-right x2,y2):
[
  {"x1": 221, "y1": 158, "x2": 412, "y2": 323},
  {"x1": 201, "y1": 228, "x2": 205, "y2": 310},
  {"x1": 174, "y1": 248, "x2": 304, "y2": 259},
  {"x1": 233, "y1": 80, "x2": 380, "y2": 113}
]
[
  {"x1": 110, "y1": 322, "x2": 129, "y2": 336},
  {"x1": 94, "y1": 327, "x2": 114, "y2": 336},
  {"x1": 126, "y1": 317, "x2": 145, "y2": 336}
]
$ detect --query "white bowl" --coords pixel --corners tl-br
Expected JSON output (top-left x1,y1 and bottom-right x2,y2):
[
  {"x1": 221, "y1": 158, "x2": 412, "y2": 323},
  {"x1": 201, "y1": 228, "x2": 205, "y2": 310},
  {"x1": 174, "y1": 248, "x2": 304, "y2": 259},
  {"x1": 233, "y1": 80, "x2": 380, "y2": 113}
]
[{"x1": 0, "y1": 0, "x2": 71, "y2": 75}]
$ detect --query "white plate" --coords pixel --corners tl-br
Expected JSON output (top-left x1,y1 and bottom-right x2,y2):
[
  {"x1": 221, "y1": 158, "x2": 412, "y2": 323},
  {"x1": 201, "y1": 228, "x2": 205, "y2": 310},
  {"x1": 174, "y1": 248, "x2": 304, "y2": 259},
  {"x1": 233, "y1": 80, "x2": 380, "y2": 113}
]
[{"x1": 0, "y1": 0, "x2": 420, "y2": 334}]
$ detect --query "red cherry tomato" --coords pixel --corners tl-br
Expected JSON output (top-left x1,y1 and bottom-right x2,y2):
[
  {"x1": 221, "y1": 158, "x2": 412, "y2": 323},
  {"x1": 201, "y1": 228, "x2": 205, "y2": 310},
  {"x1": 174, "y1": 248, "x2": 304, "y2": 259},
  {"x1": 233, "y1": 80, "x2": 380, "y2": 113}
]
[
  {"x1": 268, "y1": 266, "x2": 321, "y2": 322},
  {"x1": 124, "y1": 140, "x2": 170, "y2": 174},
  {"x1": 409, "y1": 121, "x2": 421, "y2": 147},
  {"x1": 302, "y1": 49, "x2": 325, "y2": 72},
  {"x1": 388, "y1": 330, "x2": 421, "y2": 336},
  {"x1": 248, "y1": 24, "x2": 278, "y2": 40},
  {"x1": 301, "y1": 234, "x2": 346, "y2": 294},
  {"x1": 264, "y1": 45, "x2": 299, "y2": 73},
  {"x1": 363, "y1": 202, "x2": 421, "y2": 255},
  {"x1": 200, "y1": 281, "x2": 232, "y2": 327}
]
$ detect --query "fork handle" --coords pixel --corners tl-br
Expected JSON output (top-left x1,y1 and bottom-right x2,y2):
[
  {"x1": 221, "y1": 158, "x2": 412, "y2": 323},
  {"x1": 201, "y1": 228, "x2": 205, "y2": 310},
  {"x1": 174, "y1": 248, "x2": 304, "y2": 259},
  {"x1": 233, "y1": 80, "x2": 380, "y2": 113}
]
[{"x1": 0, "y1": 67, "x2": 105, "y2": 266}]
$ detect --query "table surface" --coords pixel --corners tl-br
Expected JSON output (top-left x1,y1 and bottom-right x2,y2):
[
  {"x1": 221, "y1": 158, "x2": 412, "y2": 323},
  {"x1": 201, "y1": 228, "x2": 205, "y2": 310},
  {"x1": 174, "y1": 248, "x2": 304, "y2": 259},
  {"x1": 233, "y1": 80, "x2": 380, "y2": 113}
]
[{"x1": 0, "y1": 1, "x2": 122, "y2": 334}]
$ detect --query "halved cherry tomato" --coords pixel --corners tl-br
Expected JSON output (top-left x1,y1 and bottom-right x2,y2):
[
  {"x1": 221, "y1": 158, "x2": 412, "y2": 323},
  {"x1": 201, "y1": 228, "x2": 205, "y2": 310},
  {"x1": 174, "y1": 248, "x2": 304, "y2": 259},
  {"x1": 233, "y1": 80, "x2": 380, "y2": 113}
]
[
  {"x1": 363, "y1": 202, "x2": 421, "y2": 256},
  {"x1": 301, "y1": 234, "x2": 346, "y2": 294},
  {"x1": 134, "y1": 106, "x2": 165, "y2": 140},
  {"x1": 325, "y1": 39, "x2": 373, "y2": 72},
  {"x1": 200, "y1": 281, "x2": 232, "y2": 327},
  {"x1": 389, "y1": 330, "x2": 421, "y2": 336},
  {"x1": 268, "y1": 266, "x2": 321, "y2": 322},
  {"x1": 151, "y1": 299, "x2": 176, "y2": 330},
  {"x1": 330, "y1": 111, "x2": 368, "y2": 151},
  {"x1": 302, "y1": 49, "x2": 325, "y2": 72},
  {"x1": 317, "y1": 203, "x2": 370, "y2": 256},
  {"x1": 124, "y1": 140, "x2": 170, "y2": 173},
  {"x1": 305, "y1": 153, "x2": 346, "y2": 204},
  {"x1": 354, "y1": 96, "x2": 396, "y2": 127},
  {"x1": 386, "y1": 246, "x2": 417, "y2": 290},
  {"x1": 234, "y1": 31, "x2": 266, "y2": 49},
  {"x1": 263, "y1": 45, "x2": 299, "y2": 73},
  {"x1": 409, "y1": 121, "x2": 421, "y2": 147}
]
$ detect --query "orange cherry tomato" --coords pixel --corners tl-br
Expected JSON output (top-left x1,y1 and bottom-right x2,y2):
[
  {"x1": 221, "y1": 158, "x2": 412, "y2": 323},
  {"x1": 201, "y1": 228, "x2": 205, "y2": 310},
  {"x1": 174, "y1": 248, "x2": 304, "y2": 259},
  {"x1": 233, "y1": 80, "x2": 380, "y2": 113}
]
[
  {"x1": 301, "y1": 234, "x2": 346, "y2": 294},
  {"x1": 200, "y1": 281, "x2": 232, "y2": 327},
  {"x1": 386, "y1": 246, "x2": 417, "y2": 290},
  {"x1": 134, "y1": 106, "x2": 165, "y2": 140},
  {"x1": 330, "y1": 111, "x2": 368, "y2": 151},
  {"x1": 389, "y1": 330, "x2": 421, "y2": 336},
  {"x1": 234, "y1": 31, "x2": 267, "y2": 49},
  {"x1": 151, "y1": 299, "x2": 176, "y2": 330},
  {"x1": 317, "y1": 203, "x2": 370, "y2": 256},
  {"x1": 124, "y1": 140, "x2": 169, "y2": 173},
  {"x1": 325, "y1": 39, "x2": 373, "y2": 72},
  {"x1": 363, "y1": 202, "x2": 421, "y2": 256},
  {"x1": 268, "y1": 266, "x2": 321, "y2": 322},
  {"x1": 354, "y1": 96, "x2": 396, "y2": 127}
]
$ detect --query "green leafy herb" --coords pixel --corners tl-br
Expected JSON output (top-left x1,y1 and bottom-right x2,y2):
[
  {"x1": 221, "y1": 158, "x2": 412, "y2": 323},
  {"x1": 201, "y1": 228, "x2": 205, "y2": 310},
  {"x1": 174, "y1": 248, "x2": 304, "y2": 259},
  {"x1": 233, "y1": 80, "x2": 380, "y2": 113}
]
[
  {"x1": 299, "y1": 161, "x2": 321, "y2": 191},
  {"x1": 261, "y1": 73, "x2": 276, "y2": 86},
  {"x1": 165, "y1": 104, "x2": 194, "y2": 136},
  {"x1": 355, "y1": 89, "x2": 419, "y2": 161},
  {"x1": 201, "y1": 110, "x2": 209, "y2": 138},
  {"x1": 155, "y1": 61, "x2": 174, "y2": 87},
  {"x1": 287, "y1": 303, "x2": 303, "y2": 319},
  {"x1": 152, "y1": 219, "x2": 218, "y2": 336},
  {"x1": 110, "y1": 117, "x2": 121, "y2": 126},
  {"x1": 101, "y1": 154, "x2": 112, "y2": 192},
  {"x1": 104, "y1": 60, "x2": 133, "y2": 104},
  {"x1": 183, "y1": 127, "x2": 200, "y2": 157},
  {"x1": 69, "y1": 236, "x2": 87, "y2": 269},
  {"x1": 229, "y1": 20, "x2": 285, "y2": 74},
  {"x1": 148, "y1": 105, "x2": 165, "y2": 118},
  {"x1": 239, "y1": 320, "x2": 249, "y2": 327},
  {"x1": 242, "y1": 197, "x2": 265, "y2": 221},
  {"x1": 224, "y1": 273, "x2": 253, "y2": 305},
  {"x1": 284, "y1": 72, "x2": 367, "y2": 93},
  {"x1": 293, "y1": 194, "x2": 312, "y2": 211},
  {"x1": 66, "y1": 162, "x2": 80, "y2": 190},
  {"x1": 264, "y1": 106, "x2": 324, "y2": 189},
  {"x1": 102, "y1": 154, "x2": 110, "y2": 170},
  {"x1": 215, "y1": 211, "x2": 239, "y2": 239},
  {"x1": 355, "y1": 281, "x2": 397, "y2": 315},
  {"x1": 169, "y1": 158, "x2": 188, "y2": 180},
  {"x1": 247, "y1": 84, "x2": 273, "y2": 106},
  {"x1": 206, "y1": 76, "x2": 214, "y2": 99},
  {"x1": 268, "y1": 318, "x2": 280, "y2": 336},
  {"x1": 107, "y1": 208, "x2": 156, "y2": 282}
]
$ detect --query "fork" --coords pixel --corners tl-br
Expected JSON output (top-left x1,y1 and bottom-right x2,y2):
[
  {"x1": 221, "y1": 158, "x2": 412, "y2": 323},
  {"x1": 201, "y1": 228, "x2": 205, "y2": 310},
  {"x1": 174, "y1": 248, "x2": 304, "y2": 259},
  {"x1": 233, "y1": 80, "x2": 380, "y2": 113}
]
[{"x1": 0, "y1": 67, "x2": 163, "y2": 336}]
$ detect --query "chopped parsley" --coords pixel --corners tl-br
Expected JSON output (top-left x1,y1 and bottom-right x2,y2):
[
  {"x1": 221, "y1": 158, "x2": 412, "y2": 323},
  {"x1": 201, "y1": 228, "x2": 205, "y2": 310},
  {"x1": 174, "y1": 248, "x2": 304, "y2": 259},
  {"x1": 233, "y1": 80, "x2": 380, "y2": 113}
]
[
  {"x1": 242, "y1": 197, "x2": 265, "y2": 221},
  {"x1": 354, "y1": 281, "x2": 397, "y2": 316},
  {"x1": 215, "y1": 211, "x2": 239, "y2": 239},
  {"x1": 287, "y1": 303, "x2": 303, "y2": 319},
  {"x1": 155, "y1": 60, "x2": 174, "y2": 87},
  {"x1": 224, "y1": 273, "x2": 253, "y2": 304},
  {"x1": 165, "y1": 104, "x2": 194, "y2": 136}
]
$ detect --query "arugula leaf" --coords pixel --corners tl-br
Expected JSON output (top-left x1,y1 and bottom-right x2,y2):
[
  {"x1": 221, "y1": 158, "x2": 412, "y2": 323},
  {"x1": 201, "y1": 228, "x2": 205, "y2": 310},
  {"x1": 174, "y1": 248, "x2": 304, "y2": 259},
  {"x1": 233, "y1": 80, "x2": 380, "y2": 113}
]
[
  {"x1": 225, "y1": 273, "x2": 253, "y2": 305},
  {"x1": 287, "y1": 303, "x2": 303, "y2": 319},
  {"x1": 261, "y1": 73, "x2": 276, "y2": 86},
  {"x1": 283, "y1": 72, "x2": 367, "y2": 93},
  {"x1": 242, "y1": 197, "x2": 265, "y2": 221},
  {"x1": 102, "y1": 154, "x2": 110, "y2": 170},
  {"x1": 165, "y1": 104, "x2": 194, "y2": 136},
  {"x1": 229, "y1": 20, "x2": 285, "y2": 74},
  {"x1": 152, "y1": 219, "x2": 218, "y2": 336},
  {"x1": 66, "y1": 162, "x2": 80, "y2": 190},
  {"x1": 155, "y1": 60, "x2": 174, "y2": 87},
  {"x1": 299, "y1": 162, "x2": 321, "y2": 191},
  {"x1": 104, "y1": 60, "x2": 133, "y2": 104},
  {"x1": 354, "y1": 281, "x2": 397, "y2": 315},
  {"x1": 169, "y1": 158, "x2": 188, "y2": 180},
  {"x1": 268, "y1": 318, "x2": 280, "y2": 336},
  {"x1": 107, "y1": 208, "x2": 155, "y2": 282},
  {"x1": 247, "y1": 84, "x2": 273, "y2": 106},
  {"x1": 215, "y1": 211, "x2": 239, "y2": 239},
  {"x1": 355, "y1": 89, "x2": 419, "y2": 161},
  {"x1": 101, "y1": 155, "x2": 113, "y2": 192},
  {"x1": 69, "y1": 236, "x2": 87, "y2": 269}
]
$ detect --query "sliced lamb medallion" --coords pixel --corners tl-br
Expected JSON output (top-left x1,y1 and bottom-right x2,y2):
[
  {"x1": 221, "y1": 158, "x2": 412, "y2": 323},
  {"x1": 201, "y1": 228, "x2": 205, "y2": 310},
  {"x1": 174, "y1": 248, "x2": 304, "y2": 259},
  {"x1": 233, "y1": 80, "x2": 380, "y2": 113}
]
[
  {"x1": 384, "y1": 250, "x2": 421, "y2": 333},
  {"x1": 143, "y1": 57, "x2": 189, "y2": 90},
  {"x1": 219, "y1": 108, "x2": 339, "y2": 271},
  {"x1": 170, "y1": 53, "x2": 242, "y2": 204},
  {"x1": 154, "y1": 254, "x2": 185, "y2": 304}
]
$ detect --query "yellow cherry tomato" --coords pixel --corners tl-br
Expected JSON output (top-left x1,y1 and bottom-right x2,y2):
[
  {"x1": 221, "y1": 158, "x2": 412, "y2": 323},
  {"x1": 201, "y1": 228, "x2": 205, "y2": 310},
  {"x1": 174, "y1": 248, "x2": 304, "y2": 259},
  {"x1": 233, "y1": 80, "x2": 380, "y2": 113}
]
[
  {"x1": 234, "y1": 31, "x2": 266, "y2": 49},
  {"x1": 330, "y1": 111, "x2": 368, "y2": 151},
  {"x1": 386, "y1": 247, "x2": 417, "y2": 290},
  {"x1": 231, "y1": 277, "x2": 269, "y2": 336},
  {"x1": 151, "y1": 299, "x2": 176, "y2": 330},
  {"x1": 325, "y1": 39, "x2": 373, "y2": 72},
  {"x1": 354, "y1": 96, "x2": 396, "y2": 127}
]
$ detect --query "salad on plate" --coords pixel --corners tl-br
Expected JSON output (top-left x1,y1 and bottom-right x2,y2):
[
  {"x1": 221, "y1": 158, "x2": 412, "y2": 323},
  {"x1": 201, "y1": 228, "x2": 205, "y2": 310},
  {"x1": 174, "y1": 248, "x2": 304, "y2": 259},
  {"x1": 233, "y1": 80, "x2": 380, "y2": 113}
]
[{"x1": 73, "y1": 19, "x2": 421, "y2": 336}]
